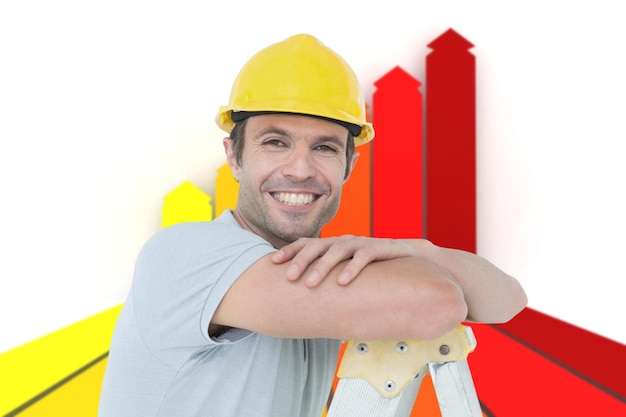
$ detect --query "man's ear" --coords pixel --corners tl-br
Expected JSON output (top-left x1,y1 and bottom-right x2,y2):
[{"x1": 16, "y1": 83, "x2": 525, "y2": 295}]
[
  {"x1": 343, "y1": 151, "x2": 360, "y2": 183},
  {"x1": 223, "y1": 137, "x2": 241, "y2": 181}
]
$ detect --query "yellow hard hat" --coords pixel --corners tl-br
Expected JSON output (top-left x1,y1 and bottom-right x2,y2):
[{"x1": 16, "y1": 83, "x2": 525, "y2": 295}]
[{"x1": 216, "y1": 34, "x2": 374, "y2": 146}]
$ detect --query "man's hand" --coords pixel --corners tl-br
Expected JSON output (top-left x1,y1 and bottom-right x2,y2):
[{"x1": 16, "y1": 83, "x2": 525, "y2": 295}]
[{"x1": 271, "y1": 235, "x2": 417, "y2": 287}]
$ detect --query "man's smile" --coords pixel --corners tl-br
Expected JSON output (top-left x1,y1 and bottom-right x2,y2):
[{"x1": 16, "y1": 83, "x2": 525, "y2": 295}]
[{"x1": 271, "y1": 192, "x2": 318, "y2": 207}]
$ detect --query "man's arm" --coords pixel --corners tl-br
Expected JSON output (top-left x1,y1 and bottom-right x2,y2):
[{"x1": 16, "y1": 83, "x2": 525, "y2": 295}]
[
  {"x1": 211, "y1": 253, "x2": 468, "y2": 341},
  {"x1": 406, "y1": 239, "x2": 527, "y2": 323},
  {"x1": 273, "y1": 236, "x2": 527, "y2": 324}
]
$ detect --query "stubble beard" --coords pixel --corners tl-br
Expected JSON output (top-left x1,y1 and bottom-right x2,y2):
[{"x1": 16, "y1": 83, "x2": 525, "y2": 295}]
[{"x1": 237, "y1": 183, "x2": 342, "y2": 246}]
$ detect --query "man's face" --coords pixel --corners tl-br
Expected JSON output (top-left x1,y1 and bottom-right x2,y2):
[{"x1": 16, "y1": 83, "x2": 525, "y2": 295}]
[{"x1": 224, "y1": 113, "x2": 358, "y2": 248}]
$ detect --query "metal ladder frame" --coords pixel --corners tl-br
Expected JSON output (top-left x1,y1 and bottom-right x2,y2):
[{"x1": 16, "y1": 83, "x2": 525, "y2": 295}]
[{"x1": 327, "y1": 325, "x2": 482, "y2": 417}]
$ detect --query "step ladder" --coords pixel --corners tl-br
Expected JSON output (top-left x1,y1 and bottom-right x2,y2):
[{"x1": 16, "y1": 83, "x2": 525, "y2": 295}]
[{"x1": 327, "y1": 325, "x2": 482, "y2": 417}]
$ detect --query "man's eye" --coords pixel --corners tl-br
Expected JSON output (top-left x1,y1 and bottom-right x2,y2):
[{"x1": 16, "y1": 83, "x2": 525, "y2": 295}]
[
  {"x1": 315, "y1": 144, "x2": 338, "y2": 153},
  {"x1": 264, "y1": 139, "x2": 287, "y2": 147}
]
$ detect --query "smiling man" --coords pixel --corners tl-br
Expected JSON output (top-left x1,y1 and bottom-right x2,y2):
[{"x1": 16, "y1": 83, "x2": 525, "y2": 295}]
[
  {"x1": 99, "y1": 34, "x2": 527, "y2": 417},
  {"x1": 226, "y1": 114, "x2": 354, "y2": 248}
]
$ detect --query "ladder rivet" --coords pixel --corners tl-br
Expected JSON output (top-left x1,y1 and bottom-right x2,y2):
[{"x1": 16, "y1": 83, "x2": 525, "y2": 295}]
[
  {"x1": 396, "y1": 342, "x2": 408, "y2": 353},
  {"x1": 356, "y1": 343, "x2": 369, "y2": 354},
  {"x1": 439, "y1": 344, "x2": 450, "y2": 355},
  {"x1": 384, "y1": 380, "x2": 396, "y2": 392}
]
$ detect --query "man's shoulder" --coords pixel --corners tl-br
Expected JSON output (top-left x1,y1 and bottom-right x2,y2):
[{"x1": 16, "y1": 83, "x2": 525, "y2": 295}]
[
  {"x1": 140, "y1": 212, "x2": 272, "y2": 262},
  {"x1": 146, "y1": 212, "x2": 240, "y2": 246},
  {"x1": 141, "y1": 221, "x2": 219, "y2": 255}
]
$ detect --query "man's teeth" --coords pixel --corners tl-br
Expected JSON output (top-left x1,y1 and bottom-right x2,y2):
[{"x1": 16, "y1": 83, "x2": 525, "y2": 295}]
[{"x1": 275, "y1": 192, "x2": 314, "y2": 206}]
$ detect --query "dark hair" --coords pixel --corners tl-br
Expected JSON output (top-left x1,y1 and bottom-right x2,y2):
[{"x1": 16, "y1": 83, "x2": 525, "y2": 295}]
[{"x1": 229, "y1": 117, "x2": 356, "y2": 179}]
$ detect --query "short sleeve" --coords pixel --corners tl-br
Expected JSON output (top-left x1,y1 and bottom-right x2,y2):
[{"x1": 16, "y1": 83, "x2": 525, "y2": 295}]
[{"x1": 130, "y1": 215, "x2": 275, "y2": 369}]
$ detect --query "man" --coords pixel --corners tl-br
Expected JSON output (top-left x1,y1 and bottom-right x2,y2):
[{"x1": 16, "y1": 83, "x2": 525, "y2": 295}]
[{"x1": 99, "y1": 34, "x2": 526, "y2": 416}]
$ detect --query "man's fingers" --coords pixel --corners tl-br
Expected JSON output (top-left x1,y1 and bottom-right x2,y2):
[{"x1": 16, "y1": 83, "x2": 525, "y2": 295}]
[
  {"x1": 302, "y1": 240, "x2": 374, "y2": 287},
  {"x1": 271, "y1": 238, "x2": 311, "y2": 264},
  {"x1": 336, "y1": 253, "x2": 376, "y2": 285},
  {"x1": 274, "y1": 235, "x2": 403, "y2": 286},
  {"x1": 302, "y1": 246, "x2": 353, "y2": 287},
  {"x1": 285, "y1": 263, "x2": 302, "y2": 281}
]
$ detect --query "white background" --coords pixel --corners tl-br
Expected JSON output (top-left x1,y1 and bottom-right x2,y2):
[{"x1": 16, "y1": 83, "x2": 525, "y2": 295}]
[{"x1": 1, "y1": 0, "x2": 625, "y2": 353}]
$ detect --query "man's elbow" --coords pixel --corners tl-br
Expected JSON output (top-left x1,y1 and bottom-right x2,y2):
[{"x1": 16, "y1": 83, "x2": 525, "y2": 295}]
[
  {"x1": 467, "y1": 285, "x2": 528, "y2": 324},
  {"x1": 498, "y1": 286, "x2": 528, "y2": 323},
  {"x1": 435, "y1": 291, "x2": 468, "y2": 338},
  {"x1": 408, "y1": 281, "x2": 468, "y2": 340}
]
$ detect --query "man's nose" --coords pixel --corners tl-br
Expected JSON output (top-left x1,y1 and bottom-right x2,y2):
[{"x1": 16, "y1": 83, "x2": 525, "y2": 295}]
[{"x1": 282, "y1": 147, "x2": 316, "y2": 179}]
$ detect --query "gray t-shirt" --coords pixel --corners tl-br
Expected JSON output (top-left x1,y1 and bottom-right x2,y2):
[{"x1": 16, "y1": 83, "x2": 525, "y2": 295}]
[{"x1": 99, "y1": 211, "x2": 341, "y2": 417}]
